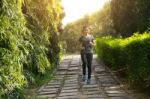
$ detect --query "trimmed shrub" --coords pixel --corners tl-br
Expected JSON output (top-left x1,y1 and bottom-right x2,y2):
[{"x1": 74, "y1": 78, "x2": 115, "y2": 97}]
[{"x1": 96, "y1": 33, "x2": 150, "y2": 88}]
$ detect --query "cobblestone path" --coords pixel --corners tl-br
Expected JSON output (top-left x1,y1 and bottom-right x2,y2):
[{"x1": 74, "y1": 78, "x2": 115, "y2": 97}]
[{"x1": 37, "y1": 55, "x2": 135, "y2": 99}]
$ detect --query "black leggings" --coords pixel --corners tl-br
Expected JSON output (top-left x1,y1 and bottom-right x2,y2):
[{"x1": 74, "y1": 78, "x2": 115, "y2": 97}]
[{"x1": 81, "y1": 52, "x2": 93, "y2": 79}]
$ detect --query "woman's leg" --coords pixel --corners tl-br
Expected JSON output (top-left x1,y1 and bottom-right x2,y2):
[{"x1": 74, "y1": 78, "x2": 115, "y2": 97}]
[
  {"x1": 86, "y1": 53, "x2": 93, "y2": 80},
  {"x1": 81, "y1": 52, "x2": 86, "y2": 76}
]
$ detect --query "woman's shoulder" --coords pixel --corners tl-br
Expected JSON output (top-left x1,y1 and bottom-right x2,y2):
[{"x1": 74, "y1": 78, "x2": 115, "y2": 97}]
[
  {"x1": 80, "y1": 35, "x2": 85, "y2": 39},
  {"x1": 79, "y1": 35, "x2": 84, "y2": 42},
  {"x1": 89, "y1": 34, "x2": 94, "y2": 38}
]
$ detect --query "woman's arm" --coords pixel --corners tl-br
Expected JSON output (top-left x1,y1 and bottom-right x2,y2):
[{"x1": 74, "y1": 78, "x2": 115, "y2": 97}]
[
  {"x1": 79, "y1": 37, "x2": 85, "y2": 50},
  {"x1": 90, "y1": 40, "x2": 96, "y2": 46},
  {"x1": 90, "y1": 35, "x2": 96, "y2": 46}
]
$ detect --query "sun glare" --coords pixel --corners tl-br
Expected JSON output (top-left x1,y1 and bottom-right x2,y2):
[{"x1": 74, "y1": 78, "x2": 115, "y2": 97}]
[{"x1": 62, "y1": 0, "x2": 109, "y2": 26}]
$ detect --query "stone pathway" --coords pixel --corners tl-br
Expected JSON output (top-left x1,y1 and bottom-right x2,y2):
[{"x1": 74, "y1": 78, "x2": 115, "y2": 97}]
[{"x1": 37, "y1": 55, "x2": 135, "y2": 99}]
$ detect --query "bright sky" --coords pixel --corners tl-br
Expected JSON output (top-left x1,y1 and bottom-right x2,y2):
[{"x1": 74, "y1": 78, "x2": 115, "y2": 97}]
[{"x1": 62, "y1": 0, "x2": 109, "y2": 26}]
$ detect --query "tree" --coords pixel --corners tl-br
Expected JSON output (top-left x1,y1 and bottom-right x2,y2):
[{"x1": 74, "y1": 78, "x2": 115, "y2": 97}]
[
  {"x1": 111, "y1": 0, "x2": 150, "y2": 37},
  {"x1": 0, "y1": 0, "x2": 64, "y2": 97},
  {"x1": 89, "y1": 2, "x2": 115, "y2": 37},
  {"x1": 23, "y1": 0, "x2": 64, "y2": 71}
]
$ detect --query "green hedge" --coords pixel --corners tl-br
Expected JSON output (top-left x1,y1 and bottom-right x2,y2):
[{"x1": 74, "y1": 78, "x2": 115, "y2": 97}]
[
  {"x1": 96, "y1": 37, "x2": 126, "y2": 70},
  {"x1": 96, "y1": 33, "x2": 150, "y2": 88}
]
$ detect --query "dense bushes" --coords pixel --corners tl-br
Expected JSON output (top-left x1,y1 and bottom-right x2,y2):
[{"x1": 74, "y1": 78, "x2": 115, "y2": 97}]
[
  {"x1": 0, "y1": 0, "x2": 63, "y2": 98},
  {"x1": 0, "y1": 0, "x2": 30, "y2": 97},
  {"x1": 96, "y1": 33, "x2": 150, "y2": 88}
]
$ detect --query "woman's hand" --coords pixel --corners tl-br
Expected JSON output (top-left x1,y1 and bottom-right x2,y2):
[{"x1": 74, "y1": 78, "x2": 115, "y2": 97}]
[{"x1": 90, "y1": 40, "x2": 95, "y2": 46}]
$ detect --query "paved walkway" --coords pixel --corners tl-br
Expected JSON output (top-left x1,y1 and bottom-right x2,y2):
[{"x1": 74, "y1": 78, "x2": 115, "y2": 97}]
[{"x1": 37, "y1": 55, "x2": 135, "y2": 99}]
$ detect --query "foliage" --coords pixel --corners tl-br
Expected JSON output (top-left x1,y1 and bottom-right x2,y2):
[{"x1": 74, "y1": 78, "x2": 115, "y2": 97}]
[
  {"x1": 96, "y1": 37, "x2": 126, "y2": 70},
  {"x1": 89, "y1": 2, "x2": 115, "y2": 37},
  {"x1": 23, "y1": 0, "x2": 64, "y2": 67},
  {"x1": 61, "y1": 2, "x2": 115, "y2": 53},
  {"x1": 111, "y1": 0, "x2": 150, "y2": 37},
  {"x1": 62, "y1": 0, "x2": 150, "y2": 53},
  {"x1": 61, "y1": 20, "x2": 85, "y2": 53},
  {"x1": 96, "y1": 32, "x2": 150, "y2": 89},
  {"x1": 0, "y1": 0, "x2": 64, "y2": 98},
  {"x1": 0, "y1": 0, "x2": 29, "y2": 97}
]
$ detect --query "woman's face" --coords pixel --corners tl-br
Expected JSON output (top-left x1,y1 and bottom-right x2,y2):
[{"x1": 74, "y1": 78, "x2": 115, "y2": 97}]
[{"x1": 83, "y1": 27, "x2": 90, "y2": 34}]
